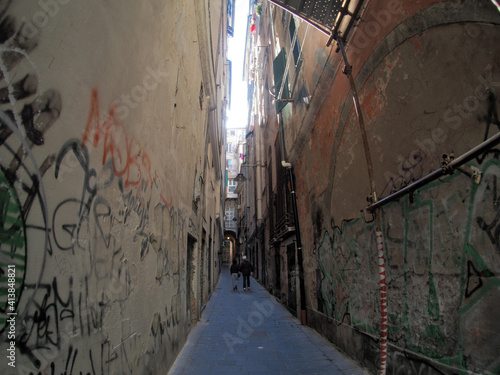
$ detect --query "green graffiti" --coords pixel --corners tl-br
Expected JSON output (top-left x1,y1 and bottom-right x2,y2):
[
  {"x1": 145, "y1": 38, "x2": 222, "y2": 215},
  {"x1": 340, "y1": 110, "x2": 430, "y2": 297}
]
[
  {"x1": 317, "y1": 158, "x2": 500, "y2": 374},
  {"x1": 0, "y1": 169, "x2": 26, "y2": 330},
  {"x1": 318, "y1": 217, "x2": 379, "y2": 330}
]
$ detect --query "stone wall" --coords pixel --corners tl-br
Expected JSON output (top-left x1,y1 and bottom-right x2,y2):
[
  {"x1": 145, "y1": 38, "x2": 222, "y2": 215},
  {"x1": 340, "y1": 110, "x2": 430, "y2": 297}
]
[
  {"x1": 0, "y1": 1, "x2": 225, "y2": 374},
  {"x1": 273, "y1": 0, "x2": 500, "y2": 373}
]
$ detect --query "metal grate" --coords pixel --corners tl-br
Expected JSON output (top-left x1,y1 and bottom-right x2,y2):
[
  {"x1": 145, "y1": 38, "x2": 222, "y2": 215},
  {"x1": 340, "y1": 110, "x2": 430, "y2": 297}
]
[
  {"x1": 269, "y1": 0, "x2": 365, "y2": 45},
  {"x1": 301, "y1": 0, "x2": 341, "y2": 29}
]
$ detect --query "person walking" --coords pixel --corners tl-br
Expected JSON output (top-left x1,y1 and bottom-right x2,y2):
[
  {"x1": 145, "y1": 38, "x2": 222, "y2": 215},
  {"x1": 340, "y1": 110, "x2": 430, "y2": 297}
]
[
  {"x1": 230, "y1": 259, "x2": 240, "y2": 291},
  {"x1": 239, "y1": 255, "x2": 254, "y2": 291}
]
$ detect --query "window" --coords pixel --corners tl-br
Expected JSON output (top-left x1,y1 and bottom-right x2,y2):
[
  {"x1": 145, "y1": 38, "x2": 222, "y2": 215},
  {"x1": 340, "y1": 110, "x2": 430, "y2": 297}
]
[
  {"x1": 227, "y1": 0, "x2": 235, "y2": 36},
  {"x1": 289, "y1": 17, "x2": 301, "y2": 66},
  {"x1": 281, "y1": 8, "x2": 288, "y2": 29},
  {"x1": 228, "y1": 179, "x2": 236, "y2": 193},
  {"x1": 226, "y1": 207, "x2": 235, "y2": 221},
  {"x1": 199, "y1": 82, "x2": 204, "y2": 109},
  {"x1": 272, "y1": 48, "x2": 290, "y2": 113}
]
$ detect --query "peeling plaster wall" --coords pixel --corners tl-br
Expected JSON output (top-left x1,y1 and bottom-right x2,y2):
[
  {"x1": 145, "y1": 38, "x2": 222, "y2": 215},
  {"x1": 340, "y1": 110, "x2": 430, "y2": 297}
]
[
  {"x1": 287, "y1": 0, "x2": 500, "y2": 374},
  {"x1": 0, "y1": 1, "x2": 223, "y2": 374}
]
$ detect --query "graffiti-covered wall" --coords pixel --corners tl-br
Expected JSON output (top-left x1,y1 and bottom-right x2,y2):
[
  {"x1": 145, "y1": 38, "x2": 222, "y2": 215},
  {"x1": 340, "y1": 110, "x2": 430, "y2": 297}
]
[
  {"x1": 0, "y1": 1, "x2": 225, "y2": 374},
  {"x1": 287, "y1": 0, "x2": 500, "y2": 374}
]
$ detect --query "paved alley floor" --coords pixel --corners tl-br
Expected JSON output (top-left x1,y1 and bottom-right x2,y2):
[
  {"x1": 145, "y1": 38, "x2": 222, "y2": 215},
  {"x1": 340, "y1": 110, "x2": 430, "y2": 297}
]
[{"x1": 168, "y1": 266, "x2": 370, "y2": 375}]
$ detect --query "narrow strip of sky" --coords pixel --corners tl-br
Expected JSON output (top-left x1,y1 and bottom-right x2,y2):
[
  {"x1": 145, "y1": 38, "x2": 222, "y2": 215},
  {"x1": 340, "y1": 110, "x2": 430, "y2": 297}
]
[
  {"x1": 227, "y1": 0, "x2": 249, "y2": 128},
  {"x1": 492, "y1": 0, "x2": 500, "y2": 12}
]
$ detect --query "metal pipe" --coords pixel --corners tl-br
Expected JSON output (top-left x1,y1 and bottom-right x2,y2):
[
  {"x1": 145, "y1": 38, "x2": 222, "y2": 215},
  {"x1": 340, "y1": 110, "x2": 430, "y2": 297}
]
[
  {"x1": 368, "y1": 131, "x2": 500, "y2": 212},
  {"x1": 285, "y1": 164, "x2": 307, "y2": 325},
  {"x1": 338, "y1": 39, "x2": 377, "y2": 198},
  {"x1": 369, "y1": 168, "x2": 443, "y2": 211},
  {"x1": 337, "y1": 38, "x2": 387, "y2": 375},
  {"x1": 449, "y1": 131, "x2": 500, "y2": 167}
]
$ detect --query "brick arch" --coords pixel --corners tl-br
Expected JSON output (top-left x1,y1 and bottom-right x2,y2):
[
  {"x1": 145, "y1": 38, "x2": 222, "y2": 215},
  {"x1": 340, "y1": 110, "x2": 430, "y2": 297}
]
[
  {"x1": 324, "y1": 0, "x2": 500, "y2": 217},
  {"x1": 352, "y1": 0, "x2": 500, "y2": 96}
]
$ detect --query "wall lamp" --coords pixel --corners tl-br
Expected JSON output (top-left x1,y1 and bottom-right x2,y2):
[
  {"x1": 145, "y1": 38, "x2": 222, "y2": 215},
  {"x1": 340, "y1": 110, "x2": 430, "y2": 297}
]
[{"x1": 235, "y1": 173, "x2": 247, "y2": 182}]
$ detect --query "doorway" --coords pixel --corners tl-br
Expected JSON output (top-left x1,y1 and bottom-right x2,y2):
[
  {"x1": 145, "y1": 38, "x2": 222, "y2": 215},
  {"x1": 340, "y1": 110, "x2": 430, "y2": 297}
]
[
  {"x1": 186, "y1": 234, "x2": 197, "y2": 325},
  {"x1": 287, "y1": 242, "x2": 297, "y2": 314}
]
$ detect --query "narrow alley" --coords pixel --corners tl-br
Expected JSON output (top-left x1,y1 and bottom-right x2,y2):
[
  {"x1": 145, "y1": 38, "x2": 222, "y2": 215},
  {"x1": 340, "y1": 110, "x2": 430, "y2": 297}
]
[
  {"x1": 168, "y1": 266, "x2": 367, "y2": 375},
  {"x1": 0, "y1": 1, "x2": 499, "y2": 375}
]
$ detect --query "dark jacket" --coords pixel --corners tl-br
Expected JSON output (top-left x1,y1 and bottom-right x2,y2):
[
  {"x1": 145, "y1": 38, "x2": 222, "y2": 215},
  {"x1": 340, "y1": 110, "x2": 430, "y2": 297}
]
[
  {"x1": 230, "y1": 263, "x2": 239, "y2": 274},
  {"x1": 239, "y1": 260, "x2": 254, "y2": 276}
]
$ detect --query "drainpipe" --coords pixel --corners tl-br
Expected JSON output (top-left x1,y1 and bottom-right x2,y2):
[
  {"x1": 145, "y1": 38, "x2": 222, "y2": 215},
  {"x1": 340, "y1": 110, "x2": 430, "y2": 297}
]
[
  {"x1": 282, "y1": 161, "x2": 307, "y2": 325},
  {"x1": 337, "y1": 39, "x2": 387, "y2": 375},
  {"x1": 255, "y1": 120, "x2": 263, "y2": 226},
  {"x1": 278, "y1": 94, "x2": 307, "y2": 325}
]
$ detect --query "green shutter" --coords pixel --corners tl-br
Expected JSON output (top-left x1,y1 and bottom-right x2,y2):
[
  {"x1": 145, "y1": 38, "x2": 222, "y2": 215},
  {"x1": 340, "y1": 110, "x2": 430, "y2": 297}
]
[{"x1": 273, "y1": 48, "x2": 290, "y2": 113}]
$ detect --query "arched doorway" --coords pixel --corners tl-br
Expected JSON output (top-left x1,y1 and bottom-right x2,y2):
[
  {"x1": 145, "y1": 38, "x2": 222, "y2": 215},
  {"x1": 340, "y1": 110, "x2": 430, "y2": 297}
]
[{"x1": 223, "y1": 232, "x2": 237, "y2": 264}]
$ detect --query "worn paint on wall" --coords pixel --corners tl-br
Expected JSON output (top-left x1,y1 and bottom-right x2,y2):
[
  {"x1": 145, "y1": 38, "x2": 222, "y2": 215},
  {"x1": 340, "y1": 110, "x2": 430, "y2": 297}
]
[
  {"x1": 316, "y1": 158, "x2": 500, "y2": 373},
  {"x1": 0, "y1": 87, "x2": 187, "y2": 375},
  {"x1": 297, "y1": 2, "x2": 500, "y2": 374},
  {"x1": 0, "y1": 1, "x2": 222, "y2": 374}
]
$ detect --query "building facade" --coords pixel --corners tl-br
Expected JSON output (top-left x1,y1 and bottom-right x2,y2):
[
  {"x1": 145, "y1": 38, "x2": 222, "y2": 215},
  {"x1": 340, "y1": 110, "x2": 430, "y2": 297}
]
[
  {"x1": 0, "y1": 1, "x2": 229, "y2": 373},
  {"x1": 243, "y1": 0, "x2": 500, "y2": 374},
  {"x1": 224, "y1": 127, "x2": 246, "y2": 262}
]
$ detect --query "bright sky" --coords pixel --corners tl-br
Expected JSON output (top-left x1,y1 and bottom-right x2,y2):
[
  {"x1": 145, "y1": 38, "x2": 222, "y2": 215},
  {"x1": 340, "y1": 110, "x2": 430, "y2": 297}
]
[{"x1": 227, "y1": 0, "x2": 249, "y2": 128}]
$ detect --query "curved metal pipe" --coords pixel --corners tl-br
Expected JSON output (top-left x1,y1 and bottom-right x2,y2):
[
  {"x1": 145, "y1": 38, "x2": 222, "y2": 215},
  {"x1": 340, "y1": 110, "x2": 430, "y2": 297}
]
[{"x1": 337, "y1": 38, "x2": 387, "y2": 375}]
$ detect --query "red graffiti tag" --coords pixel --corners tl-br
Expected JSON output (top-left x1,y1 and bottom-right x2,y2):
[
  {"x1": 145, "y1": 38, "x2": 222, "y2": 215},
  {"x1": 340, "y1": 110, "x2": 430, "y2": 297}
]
[{"x1": 82, "y1": 89, "x2": 172, "y2": 207}]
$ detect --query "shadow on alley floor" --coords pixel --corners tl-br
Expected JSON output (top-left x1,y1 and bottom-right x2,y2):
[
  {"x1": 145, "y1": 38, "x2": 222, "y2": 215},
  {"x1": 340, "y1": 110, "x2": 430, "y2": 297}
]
[{"x1": 168, "y1": 265, "x2": 370, "y2": 375}]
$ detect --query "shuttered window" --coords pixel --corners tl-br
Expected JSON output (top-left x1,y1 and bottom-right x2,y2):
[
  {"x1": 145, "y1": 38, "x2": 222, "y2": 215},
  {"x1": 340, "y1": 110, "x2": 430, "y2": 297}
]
[
  {"x1": 289, "y1": 17, "x2": 301, "y2": 66},
  {"x1": 272, "y1": 48, "x2": 290, "y2": 113}
]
